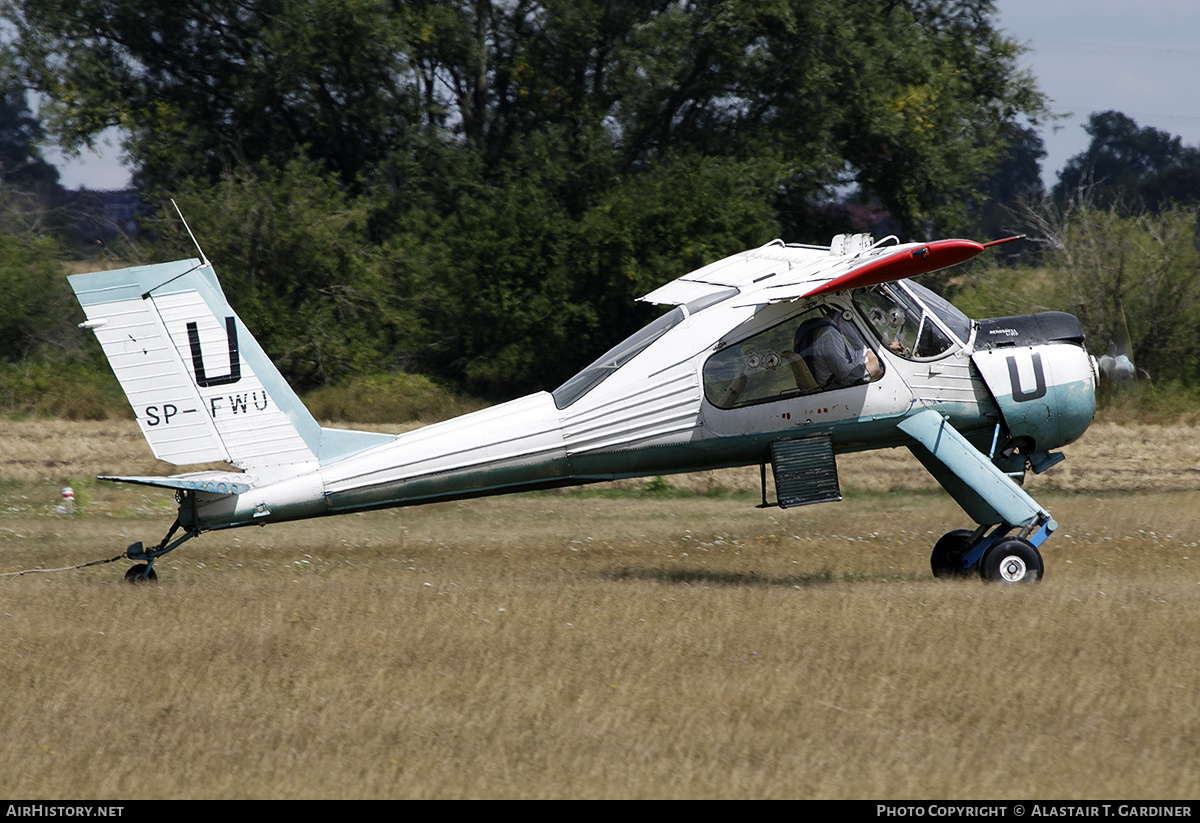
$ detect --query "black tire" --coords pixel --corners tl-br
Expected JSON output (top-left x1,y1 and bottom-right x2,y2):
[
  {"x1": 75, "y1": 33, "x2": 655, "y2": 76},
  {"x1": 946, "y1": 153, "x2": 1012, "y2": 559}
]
[
  {"x1": 931, "y1": 529, "x2": 974, "y2": 578},
  {"x1": 979, "y1": 538, "x2": 1043, "y2": 584},
  {"x1": 124, "y1": 564, "x2": 158, "y2": 584}
]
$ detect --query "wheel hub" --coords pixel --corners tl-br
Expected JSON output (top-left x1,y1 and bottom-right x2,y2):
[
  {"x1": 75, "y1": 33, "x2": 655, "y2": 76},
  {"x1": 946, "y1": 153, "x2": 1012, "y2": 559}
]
[{"x1": 999, "y1": 555, "x2": 1027, "y2": 582}]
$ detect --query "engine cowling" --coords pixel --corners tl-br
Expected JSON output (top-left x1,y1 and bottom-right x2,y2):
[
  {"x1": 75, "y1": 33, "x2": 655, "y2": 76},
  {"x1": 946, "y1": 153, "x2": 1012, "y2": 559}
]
[{"x1": 971, "y1": 313, "x2": 1096, "y2": 467}]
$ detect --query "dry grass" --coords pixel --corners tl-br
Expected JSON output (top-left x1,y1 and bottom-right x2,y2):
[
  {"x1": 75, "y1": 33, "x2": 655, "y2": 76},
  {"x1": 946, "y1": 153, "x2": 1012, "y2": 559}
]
[
  {"x1": 2, "y1": 421, "x2": 1199, "y2": 798},
  {"x1": 4, "y1": 417, "x2": 1198, "y2": 493}
]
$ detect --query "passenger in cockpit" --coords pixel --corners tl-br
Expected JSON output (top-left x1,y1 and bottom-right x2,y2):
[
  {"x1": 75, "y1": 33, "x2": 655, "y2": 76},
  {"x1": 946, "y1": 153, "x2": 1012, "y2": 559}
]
[{"x1": 794, "y1": 312, "x2": 882, "y2": 390}]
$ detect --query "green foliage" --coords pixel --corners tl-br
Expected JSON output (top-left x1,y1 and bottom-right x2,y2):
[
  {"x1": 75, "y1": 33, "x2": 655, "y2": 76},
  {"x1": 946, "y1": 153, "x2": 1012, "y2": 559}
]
[
  {"x1": 418, "y1": 154, "x2": 783, "y2": 395},
  {"x1": 948, "y1": 264, "x2": 1063, "y2": 321},
  {"x1": 1094, "y1": 380, "x2": 1200, "y2": 427},
  {"x1": 793, "y1": 0, "x2": 1046, "y2": 235},
  {"x1": 302, "y1": 372, "x2": 483, "y2": 424},
  {"x1": 1045, "y1": 204, "x2": 1200, "y2": 384},
  {"x1": 421, "y1": 162, "x2": 578, "y2": 394},
  {"x1": 5, "y1": 0, "x2": 418, "y2": 189},
  {"x1": 956, "y1": 201, "x2": 1200, "y2": 388},
  {"x1": 66, "y1": 477, "x2": 91, "y2": 514},
  {"x1": 0, "y1": 81, "x2": 58, "y2": 188},
  {"x1": 641, "y1": 476, "x2": 674, "y2": 498},
  {"x1": 159, "y1": 158, "x2": 432, "y2": 390},
  {"x1": 575, "y1": 156, "x2": 781, "y2": 306},
  {"x1": 5, "y1": 0, "x2": 1045, "y2": 237},
  {"x1": 3, "y1": 0, "x2": 1054, "y2": 399},
  {"x1": 0, "y1": 138, "x2": 130, "y2": 416},
  {"x1": 0, "y1": 359, "x2": 127, "y2": 419},
  {"x1": 0, "y1": 231, "x2": 77, "y2": 361},
  {"x1": 971, "y1": 123, "x2": 1047, "y2": 247},
  {"x1": 1055, "y1": 112, "x2": 1200, "y2": 211}
]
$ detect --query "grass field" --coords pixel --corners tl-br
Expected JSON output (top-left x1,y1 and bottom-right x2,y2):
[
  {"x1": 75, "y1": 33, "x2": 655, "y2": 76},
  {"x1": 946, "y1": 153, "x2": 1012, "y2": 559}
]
[{"x1": 2, "y1": 420, "x2": 1199, "y2": 799}]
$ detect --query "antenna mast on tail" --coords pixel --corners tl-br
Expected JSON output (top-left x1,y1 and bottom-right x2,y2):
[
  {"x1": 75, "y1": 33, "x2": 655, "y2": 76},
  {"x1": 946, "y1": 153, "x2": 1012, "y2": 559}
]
[{"x1": 172, "y1": 199, "x2": 210, "y2": 267}]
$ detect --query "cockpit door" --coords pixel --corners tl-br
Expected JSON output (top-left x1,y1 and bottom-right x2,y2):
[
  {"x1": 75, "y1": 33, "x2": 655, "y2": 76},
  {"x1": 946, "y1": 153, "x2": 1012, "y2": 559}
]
[{"x1": 700, "y1": 301, "x2": 915, "y2": 437}]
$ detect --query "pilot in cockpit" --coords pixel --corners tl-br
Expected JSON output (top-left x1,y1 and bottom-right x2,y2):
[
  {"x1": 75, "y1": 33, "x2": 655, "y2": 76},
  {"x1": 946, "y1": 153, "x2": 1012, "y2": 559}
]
[{"x1": 793, "y1": 310, "x2": 884, "y2": 390}]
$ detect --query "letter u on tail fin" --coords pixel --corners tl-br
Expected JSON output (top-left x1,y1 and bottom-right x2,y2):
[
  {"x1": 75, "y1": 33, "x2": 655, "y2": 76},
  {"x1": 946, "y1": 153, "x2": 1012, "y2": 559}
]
[{"x1": 70, "y1": 259, "x2": 321, "y2": 473}]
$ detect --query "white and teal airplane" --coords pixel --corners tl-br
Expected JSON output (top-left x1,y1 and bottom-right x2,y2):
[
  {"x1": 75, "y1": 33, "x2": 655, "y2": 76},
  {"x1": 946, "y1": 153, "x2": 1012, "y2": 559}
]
[{"x1": 70, "y1": 233, "x2": 1096, "y2": 584}]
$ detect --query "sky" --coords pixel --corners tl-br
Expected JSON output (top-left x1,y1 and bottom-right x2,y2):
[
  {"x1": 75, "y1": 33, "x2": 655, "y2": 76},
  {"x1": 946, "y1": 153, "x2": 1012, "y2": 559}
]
[
  {"x1": 994, "y1": 0, "x2": 1200, "y2": 187},
  {"x1": 45, "y1": 0, "x2": 1200, "y2": 191}
]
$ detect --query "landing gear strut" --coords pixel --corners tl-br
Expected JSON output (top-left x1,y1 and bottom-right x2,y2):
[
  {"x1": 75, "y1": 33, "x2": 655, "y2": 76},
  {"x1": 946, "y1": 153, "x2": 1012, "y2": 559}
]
[{"x1": 122, "y1": 518, "x2": 198, "y2": 585}]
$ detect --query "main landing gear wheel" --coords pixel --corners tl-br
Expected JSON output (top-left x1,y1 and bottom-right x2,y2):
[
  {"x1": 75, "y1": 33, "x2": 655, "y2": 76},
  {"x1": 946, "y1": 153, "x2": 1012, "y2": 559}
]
[
  {"x1": 124, "y1": 564, "x2": 158, "y2": 584},
  {"x1": 931, "y1": 529, "x2": 974, "y2": 578},
  {"x1": 979, "y1": 538, "x2": 1044, "y2": 584}
]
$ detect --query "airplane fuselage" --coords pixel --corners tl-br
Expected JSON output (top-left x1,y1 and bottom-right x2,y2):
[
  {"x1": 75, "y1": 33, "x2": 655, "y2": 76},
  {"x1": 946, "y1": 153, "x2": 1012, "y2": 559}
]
[{"x1": 184, "y1": 291, "x2": 1095, "y2": 533}]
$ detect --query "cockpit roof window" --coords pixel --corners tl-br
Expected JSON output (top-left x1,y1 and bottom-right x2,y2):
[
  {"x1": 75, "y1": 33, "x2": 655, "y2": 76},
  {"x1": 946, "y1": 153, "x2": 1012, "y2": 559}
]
[
  {"x1": 685, "y1": 287, "x2": 739, "y2": 315},
  {"x1": 552, "y1": 306, "x2": 686, "y2": 409}
]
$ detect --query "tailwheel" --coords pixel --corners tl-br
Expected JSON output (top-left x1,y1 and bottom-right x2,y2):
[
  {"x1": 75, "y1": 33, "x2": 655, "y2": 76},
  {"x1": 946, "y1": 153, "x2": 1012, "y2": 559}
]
[
  {"x1": 930, "y1": 529, "x2": 974, "y2": 578},
  {"x1": 979, "y1": 538, "x2": 1043, "y2": 584},
  {"x1": 124, "y1": 563, "x2": 158, "y2": 584}
]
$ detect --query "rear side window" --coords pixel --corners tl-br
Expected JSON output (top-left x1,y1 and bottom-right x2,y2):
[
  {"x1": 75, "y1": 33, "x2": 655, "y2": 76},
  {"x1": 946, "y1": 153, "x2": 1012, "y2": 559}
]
[{"x1": 553, "y1": 307, "x2": 686, "y2": 409}]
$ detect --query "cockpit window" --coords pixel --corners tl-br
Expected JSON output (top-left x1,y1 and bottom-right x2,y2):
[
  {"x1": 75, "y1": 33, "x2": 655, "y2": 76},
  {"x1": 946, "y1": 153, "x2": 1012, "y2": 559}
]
[
  {"x1": 852, "y1": 282, "x2": 962, "y2": 359},
  {"x1": 553, "y1": 306, "x2": 686, "y2": 409},
  {"x1": 703, "y1": 305, "x2": 883, "y2": 409},
  {"x1": 905, "y1": 281, "x2": 972, "y2": 344}
]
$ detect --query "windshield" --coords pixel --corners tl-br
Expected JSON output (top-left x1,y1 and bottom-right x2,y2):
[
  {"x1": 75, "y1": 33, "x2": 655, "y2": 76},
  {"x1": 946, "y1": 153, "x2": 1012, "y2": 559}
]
[
  {"x1": 552, "y1": 306, "x2": 686, "y2": 409},
  {"x1": 903, "y1": 281, "x2": 972, "y2": 344},
  {"x1": 852, "y1": 281, "x2": 965, "y2": 359}
]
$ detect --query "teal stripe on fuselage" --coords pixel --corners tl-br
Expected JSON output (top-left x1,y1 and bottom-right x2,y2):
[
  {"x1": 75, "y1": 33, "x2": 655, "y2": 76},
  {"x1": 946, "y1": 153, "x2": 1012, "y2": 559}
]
[
  {"x1": 988, "y1": 378, "x2": 1096, "y2": 451},
  {"x1": 306, "y1": 412, "x2": 988, "y2": 520},
  {"x1": 188, "y1": 402, "x2": 1004, "y2": 531}
]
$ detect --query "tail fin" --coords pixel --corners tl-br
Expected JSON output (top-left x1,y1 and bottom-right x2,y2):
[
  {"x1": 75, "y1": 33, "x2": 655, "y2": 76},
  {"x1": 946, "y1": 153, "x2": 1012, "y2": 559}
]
[{"x1": 70, "y1": 259, "x2": 322, "y2": 471}]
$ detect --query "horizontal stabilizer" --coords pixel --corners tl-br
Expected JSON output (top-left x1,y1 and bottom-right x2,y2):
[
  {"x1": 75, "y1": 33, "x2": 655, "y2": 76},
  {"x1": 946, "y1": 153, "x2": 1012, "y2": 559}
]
[{"x1": 101, "y1": 472, "x2": 253, "y2": 496}]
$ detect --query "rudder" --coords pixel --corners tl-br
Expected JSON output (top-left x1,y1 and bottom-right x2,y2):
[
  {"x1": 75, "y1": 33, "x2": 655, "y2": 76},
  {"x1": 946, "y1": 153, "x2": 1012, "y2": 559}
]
[{"x1": 70, "y1": 259, "x2": 321, "y2": 472}]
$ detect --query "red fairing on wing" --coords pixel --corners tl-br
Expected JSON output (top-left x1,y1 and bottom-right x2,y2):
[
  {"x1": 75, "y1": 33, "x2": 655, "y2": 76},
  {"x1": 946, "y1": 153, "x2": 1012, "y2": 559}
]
[{"x1": 808, "y1": 239, "x2": 985, "y2": 297}]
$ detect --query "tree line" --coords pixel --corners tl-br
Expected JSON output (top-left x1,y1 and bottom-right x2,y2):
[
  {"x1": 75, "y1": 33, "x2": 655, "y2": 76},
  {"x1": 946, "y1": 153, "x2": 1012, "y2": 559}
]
[{"x1": 1, "y1": 1, "x2": 1197, "y2": 408}]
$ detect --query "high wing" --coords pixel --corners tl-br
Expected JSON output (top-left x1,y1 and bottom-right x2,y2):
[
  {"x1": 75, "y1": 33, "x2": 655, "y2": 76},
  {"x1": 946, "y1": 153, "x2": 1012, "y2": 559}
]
[{"x1": 639, "y1": 234, "x2": 990, "y2": 308}]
